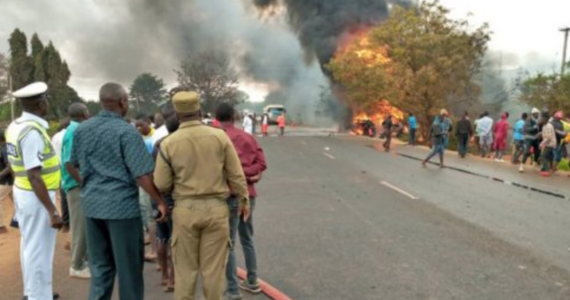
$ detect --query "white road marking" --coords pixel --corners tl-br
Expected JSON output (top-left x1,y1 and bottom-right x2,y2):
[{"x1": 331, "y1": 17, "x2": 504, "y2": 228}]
[
  {"x1": 323, "y1": 152, "x2": 335, "y2": 160},
  {"x1": 380, "y1": 181, "x2": 419, "y2": 200}
]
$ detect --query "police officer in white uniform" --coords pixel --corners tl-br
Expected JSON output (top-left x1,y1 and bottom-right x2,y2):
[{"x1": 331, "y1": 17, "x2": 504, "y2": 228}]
[{"x1": 6, "y1": 82, "x2": 62, "y2": 300}]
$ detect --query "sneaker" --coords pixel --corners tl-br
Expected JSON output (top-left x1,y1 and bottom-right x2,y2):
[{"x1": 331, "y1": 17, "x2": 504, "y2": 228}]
[
  {"x1": 70, "y1": 267, "x2": 91, "y2": 279},
  {"x1": 540, "y1": 171, "x2": 550, "y2": 177},
  {"x1": 239, "y1": 279, "x2": 262, "y2": 294},
  {"x1": 519, "y1": 165, "x2": 524, "y2": 173},
  {"x1": 226, "y1": 292, "x2": 243, "y2": 300},
  {"x1": 23, "y1": 293, "x2": 59, "y2": 300}
]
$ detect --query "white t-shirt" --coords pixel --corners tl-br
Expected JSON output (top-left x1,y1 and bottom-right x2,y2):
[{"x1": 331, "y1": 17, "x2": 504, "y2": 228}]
[
  {"x1": 51, "y1": 129, "x2": 66, "y2": 159},
  {"x1": 153, "y1": 125, "x2": 169, "y2": 146},
  {"x1": 475, "y1": 116, "x2": 494, "y2": 136},
  {"x1": 243, "y1": 117, "x2": 253, "y2": 135}
]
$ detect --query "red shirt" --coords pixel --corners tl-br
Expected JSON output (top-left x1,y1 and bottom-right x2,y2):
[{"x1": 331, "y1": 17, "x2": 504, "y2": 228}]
[
  {"x1": 221, "y1": 123, "x2": 267, "y2": 197},
  {"x1": 277, "y1": 115, "x2": 285, "y2": 127}
]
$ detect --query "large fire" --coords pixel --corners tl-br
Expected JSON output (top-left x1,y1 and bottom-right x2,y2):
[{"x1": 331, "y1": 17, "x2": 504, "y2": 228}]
[
  {"x1": 335, "y1": 29, "x2": 404, "y2": 136},
  {"x1": 352, "y1": 100, "x2": 405, "y2": 136}
]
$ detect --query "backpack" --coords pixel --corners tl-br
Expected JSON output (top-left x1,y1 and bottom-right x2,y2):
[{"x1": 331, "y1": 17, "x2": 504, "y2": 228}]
[{"x1": 431, "y1": 119, "x2": 443, "y2": 137}]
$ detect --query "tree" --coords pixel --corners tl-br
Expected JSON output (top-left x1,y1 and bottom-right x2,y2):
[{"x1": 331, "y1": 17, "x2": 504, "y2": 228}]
[
  {"x1": 0, "y1": 53, "x2": 8, "y2": 102},
  {"x1": 175, "y1": 51, "x2": 240, "y2": 113},
  {"x1": 8, "y1": 29, "x2": 33, "y2": 90},
  {"x1": 128, "y1": 73, "x2": 167, "y2": 114},
  {"x1": 84, "y1": 100, "x2": 102, "y2": 116},
  {"x1": 519, "y1": 73, "x2": 570, "y2": 113},
  {"x1": 328, "y1": 1, "x2": 491, "y2": 139}
]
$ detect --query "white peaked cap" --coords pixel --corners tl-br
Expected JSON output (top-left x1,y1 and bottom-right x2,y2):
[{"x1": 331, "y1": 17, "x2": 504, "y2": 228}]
[
  {"x1": 531, "y1": 107, "x2": 540, "y2": 114},
  {"x1": 12, "y1": 82, "x2": 48, "y2": 99}
]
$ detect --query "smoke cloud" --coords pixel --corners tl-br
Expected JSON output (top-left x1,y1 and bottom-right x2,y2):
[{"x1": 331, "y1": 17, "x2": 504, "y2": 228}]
[{"x1": 0, "y1": 0, "x2": 406, "y2": 124}]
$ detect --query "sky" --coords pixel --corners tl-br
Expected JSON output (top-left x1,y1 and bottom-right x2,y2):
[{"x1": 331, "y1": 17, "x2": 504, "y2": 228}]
[
  {"x1": 440, "y1": 0, "x2": 570, "y2": 71},
  {"x1": 0, "y1": 0, "x2": 569, "y2": 101}
]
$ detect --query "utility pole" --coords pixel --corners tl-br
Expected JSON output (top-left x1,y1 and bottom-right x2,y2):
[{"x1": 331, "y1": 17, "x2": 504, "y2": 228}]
[{"x1": 561, "y1": 27, "x2": 570, "y2": 76}]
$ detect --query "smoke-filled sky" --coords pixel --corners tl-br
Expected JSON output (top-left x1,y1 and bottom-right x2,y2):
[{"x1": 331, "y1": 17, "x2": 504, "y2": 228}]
[{"x1": 0, "y1": 0, "x2": 569, "y2": 104}]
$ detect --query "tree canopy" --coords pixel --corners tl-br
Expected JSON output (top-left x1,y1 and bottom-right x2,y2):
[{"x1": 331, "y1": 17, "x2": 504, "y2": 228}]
[
  {"x1": 327, "y1": 1, "x2": 491, "y2": 137},
  {"x1": 519, "y1": 73, "x2": 570, "y2": 114},
  {"x1": 7, "y1": 29, "x2": 80, "y2": 119},
  {"x1": 0, "y1": 53, "x2": 8, "y2": 101},
  {"x1": 175, "y1": 51, "x2": 240, "y2": 113},
  {"x1": 128, "y1": 73, "x2": 167, "y2": 114}
]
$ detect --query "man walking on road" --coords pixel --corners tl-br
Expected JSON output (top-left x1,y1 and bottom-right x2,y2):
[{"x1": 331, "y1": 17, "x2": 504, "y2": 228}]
[
  {"x1": 277, "y1": 113, "x2": 286, "y2": 136},
  {"x1": 154, "y1": 91, "x2": 249, "y2": 300},
  {"x1": 135, "y1": 114, "x2": 158, "y2": 262},
  {"x1": 455, "y1": 112, "x2": 473, "y2": 158},
  {"x1": 513, "y1": 113, "x2": 527, "y2": 167},
  {"x1": 422, "y1": 114, "x2": 447, "y2": 168},
  {"x1": 70, "y1": 83, "x2": 168, "y2": 300},
  {"x1": 382, "y1": 115, "x2": 394, "y2": 152},
  {"x1": 216, "y1": 103, "x2": 267, "y2": 300},
  {"x1": 6, "y1": 82, "x2": 63, "y2": 300},
  {"x1": 61, "y1": 103, "x2": 91, "y2": 279},
  {"x1": 0, "y1": 131, "x2": 14, "y2": 234},
  {"x1": 408, "y1": 113, "x2": 418, "y2": 146},
  {"x1": 520, "y1": 108, "x2": 542, "y2": 172},
  {"x1": 493, "y1": 113, "x2": 510, "y2": 162},
  {"x1": 52, "y1": 120, "x2": 71, "y2": 234},
  {"x1": 540, "y1": 112, "x2": 557, "y2": 176},
  {"x1": 475, "y1": 112, "x2": 494, "y2": 158}
]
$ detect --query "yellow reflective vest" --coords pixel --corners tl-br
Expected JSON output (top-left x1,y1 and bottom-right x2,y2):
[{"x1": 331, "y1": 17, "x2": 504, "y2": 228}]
[{"x1": 5, "y1": 120, "x2": 61, "y2": 191}]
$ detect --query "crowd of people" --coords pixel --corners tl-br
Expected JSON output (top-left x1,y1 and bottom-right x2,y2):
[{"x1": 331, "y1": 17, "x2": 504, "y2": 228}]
[
  {"x1": 402, "y1": 108, "x2": 570, "y2": 176},
  {"x1": 0, "y1": 81, "x2": 269, "y2": 300}
]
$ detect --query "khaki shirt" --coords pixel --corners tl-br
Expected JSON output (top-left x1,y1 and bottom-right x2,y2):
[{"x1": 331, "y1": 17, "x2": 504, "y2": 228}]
[{"x1": 154, "y1": 120, "x2": 249, "y2": 208}]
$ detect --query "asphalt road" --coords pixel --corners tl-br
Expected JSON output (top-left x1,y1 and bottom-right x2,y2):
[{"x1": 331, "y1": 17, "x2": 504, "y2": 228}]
[
  {"x1": 250, "y1": 131, "x2": 570, "y2": 299},
  {"x1": 2, "y1": 128, "x2": 570, "y2": 300}
]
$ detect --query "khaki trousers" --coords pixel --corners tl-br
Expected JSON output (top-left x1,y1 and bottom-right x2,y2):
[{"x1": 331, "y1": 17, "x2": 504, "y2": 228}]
[
  {"x1": 0, "y1": 184, "x2": 13, "y2": 227},
  {"x1": 67, "y1": 188, "x2": 88, "y2": 270},
  {"x1": 172, "y1": 198, "x2": 230, "y2": 300}
]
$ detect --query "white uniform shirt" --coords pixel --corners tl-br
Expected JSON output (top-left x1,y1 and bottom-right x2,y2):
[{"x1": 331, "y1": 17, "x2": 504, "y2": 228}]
[
  {"x1": 262, "y1": 115, "x2": 268, "y2": 126},
  {"x1": 51, "y1": 129, "x2": 66, "y2": 159},
  {"x1": 10, "y1": 112, "x2": 57, "y2": 197}
]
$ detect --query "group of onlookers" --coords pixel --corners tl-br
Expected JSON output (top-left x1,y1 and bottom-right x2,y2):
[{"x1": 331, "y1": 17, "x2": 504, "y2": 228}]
[
  {"x1": 1, "y1": 81, "x2": 269, "y2": 300},
  {"x1": 408, "y1": 108, "x2": 570, "y2": 176}
]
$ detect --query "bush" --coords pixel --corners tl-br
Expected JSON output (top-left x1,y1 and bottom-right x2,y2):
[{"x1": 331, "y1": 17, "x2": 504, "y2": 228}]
[{"x1": 558, "y1": 158, "x2": 570, "y2": 171}]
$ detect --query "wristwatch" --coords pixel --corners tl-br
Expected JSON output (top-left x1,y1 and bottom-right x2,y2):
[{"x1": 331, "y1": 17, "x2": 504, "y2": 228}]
[{"x1": 52, "y1": 211, "x2": 60, "y2": 218}]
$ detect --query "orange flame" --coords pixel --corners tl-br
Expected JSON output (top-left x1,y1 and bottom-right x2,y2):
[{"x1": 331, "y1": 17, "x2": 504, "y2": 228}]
[{"x1": 336, "y1": 29, "x2": 403, "y2": 135}]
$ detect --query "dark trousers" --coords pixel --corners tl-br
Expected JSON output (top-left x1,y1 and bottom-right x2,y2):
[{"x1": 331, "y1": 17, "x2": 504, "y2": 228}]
[
  {"x1": 522, "y1": 139, "x2": 541, "y2": 164},
  {"x1": 541, "y1": 146, "x2": 554, "y2": 172},
  {"x1": 383, "y1": 132, "x2": 392, "y2": 150},
  {"x1": 409, "y1": 128, "x2": 416, "y2": 145},
  {"x1": 457, "y1": 134, "x2": 469, "y2": 157},
  {"x1": 60, "y1": 188, "x2": 70, "y2": 227},
  {"x1": 86, "y1": 217, "x2": 144, "y2": 300}
]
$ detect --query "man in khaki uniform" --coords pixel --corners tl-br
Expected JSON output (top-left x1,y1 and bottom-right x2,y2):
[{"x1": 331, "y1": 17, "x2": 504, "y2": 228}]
[{"x1": 154, "y1": 91, "x2": 249, "y2": 300}]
